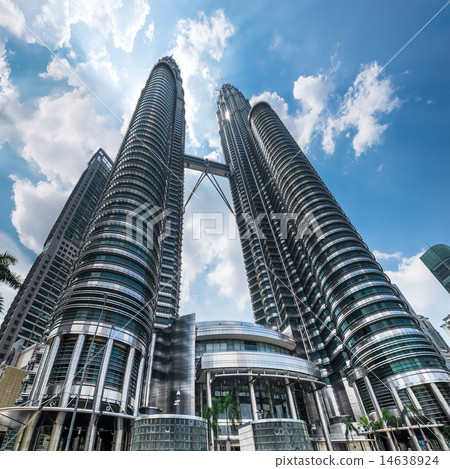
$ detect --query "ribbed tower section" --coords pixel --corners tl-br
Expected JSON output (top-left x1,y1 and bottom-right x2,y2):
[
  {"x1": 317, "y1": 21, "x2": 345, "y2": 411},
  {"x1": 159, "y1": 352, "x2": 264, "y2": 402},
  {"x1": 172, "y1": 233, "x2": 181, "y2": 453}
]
[
  {"x1": 14, "y1": 57, "x2": 185, "y2": 451},
  {"x1": 249, "y1": 101, "x2": 450, "y2": 424},
  {"x1": 217, "y1": 85, "x2": 313, "y2": 358}
]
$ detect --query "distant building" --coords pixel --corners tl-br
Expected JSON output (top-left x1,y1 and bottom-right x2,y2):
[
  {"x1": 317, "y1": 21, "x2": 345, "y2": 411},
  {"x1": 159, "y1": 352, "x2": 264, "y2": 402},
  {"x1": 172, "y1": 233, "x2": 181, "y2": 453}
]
[
  {"x1": 0, "y1": 149, "x2": 112, "y2": 361},
  {"x1": 418, "y1": 315, "x2": 450, "y2": 363},
  {"x1": 420, "y1": 244, "x2": 450, "y2": 294}
]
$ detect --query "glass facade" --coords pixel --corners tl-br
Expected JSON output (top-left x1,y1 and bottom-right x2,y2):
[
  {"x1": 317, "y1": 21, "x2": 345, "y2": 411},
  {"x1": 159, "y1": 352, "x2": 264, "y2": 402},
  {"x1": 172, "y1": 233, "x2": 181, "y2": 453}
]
[
  {"x1": 0, "y1": 149, "x2": 112, "y2": 361},
  {"x1": 420, "y1": 244, "x2": 450, "y2": 294},
  {"x1": 131, "y1": 415, "x2": 208, "y2": 451},
  {"x1": 250, "y1": 419, "x2": 313, "y2": 451}
]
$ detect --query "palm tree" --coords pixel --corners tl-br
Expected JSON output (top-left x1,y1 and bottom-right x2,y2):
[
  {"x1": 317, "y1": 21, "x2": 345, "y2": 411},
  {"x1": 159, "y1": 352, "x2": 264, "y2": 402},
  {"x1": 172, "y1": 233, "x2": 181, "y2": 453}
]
[
  {"x1": 402, "y1": 403, "x2": 431, "y2": 451},
  {"x1": 219, "y1": 393, "x2": 240, "y2": 451},
  {"x1": 0, "y1": 251, "x2": 22, "y2": 313},
  {"x1": 342, "y1": 416, "x2": 359, "y2": 450},
  {"x1": 358, "y1": 415, "x2": 380, "y2": 451},
  {"x1": 203, "y1": 397, "x2": 221, "y2": 451},
  {"x1": 381, "y1": 408, "x2": 401, "y2": 450}
]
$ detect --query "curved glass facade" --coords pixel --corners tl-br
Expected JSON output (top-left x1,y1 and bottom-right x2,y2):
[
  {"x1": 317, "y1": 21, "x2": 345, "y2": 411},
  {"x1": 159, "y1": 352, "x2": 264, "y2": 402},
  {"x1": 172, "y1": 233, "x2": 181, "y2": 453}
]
[{"x1": 14, "y1": 57, "x2": 186, "y2": 452}]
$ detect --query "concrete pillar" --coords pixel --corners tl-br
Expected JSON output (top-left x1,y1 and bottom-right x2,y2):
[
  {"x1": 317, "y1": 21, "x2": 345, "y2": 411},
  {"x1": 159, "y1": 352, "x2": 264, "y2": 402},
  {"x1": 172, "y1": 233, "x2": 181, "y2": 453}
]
[
  {"x1": 206, "y1": 370, "x2": 212, "y2": 407},
  {"x1": 35, "y1": 336, "x2": 61, "y2": 404},
  {"x1": 61, "y1": 335, "x2": 85, "y2": 407},
  {"x1": 432, "y1": 427, "x2": 449, "y2": 451},
  {"x1": 133, "y1": 355, "x2": 145, "y2": 416},
  {"x1": 48, "y1": 411, "x2": 66, "y2": 451},
  {"x1": 85, "y1": 338, "x2": 114, "y2": 451},
  {"x1": 248, "y1": 380, "x2": 258, "y2": 420},
  {"x1": 285, "y1": 379, "x2": 298, "y2": 420},
  {"x1": 12, "y1": 427, "x2": 24, "y2": 451},
  {"x1": 390, "y1": 386, "x2": 421, "y2": 451},
  {"x1": 29, "y1": 344, "x2": 51, "y2": 402},
  {"x1": 313, "y1": 390, "x2": 333, "y2": 451},
  {"x1": 430, "y1": 382, "x2": 450, "y2": 421},
  {"x1": 18, "y1": 418, "x2": 38, "y2": 451},
  {"x1": 120, "y1": 347, "x2": 135, "y2": 412},
  {"x1": 114, "y1": 418, "x2": 124, "y2": 451}
]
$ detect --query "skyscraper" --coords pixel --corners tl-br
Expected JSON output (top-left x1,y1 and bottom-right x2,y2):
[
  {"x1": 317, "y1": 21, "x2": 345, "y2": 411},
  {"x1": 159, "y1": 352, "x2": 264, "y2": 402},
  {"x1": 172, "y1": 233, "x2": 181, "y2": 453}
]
[
  {"x1": 3, "y1": 57, "x2": 186, "y2": 452},
  {"x1": 0, "y1": 149, "x2": 112, "y2": 363},
  {"x1": 217, "y1": 85, "x2": 450, "y2": 446},
  {"x1": 2, "y1": 60, "x2": 449, "y2": 452},
  {"x1": 421, "y1": 244, "x2": 450, "y2": 294}
]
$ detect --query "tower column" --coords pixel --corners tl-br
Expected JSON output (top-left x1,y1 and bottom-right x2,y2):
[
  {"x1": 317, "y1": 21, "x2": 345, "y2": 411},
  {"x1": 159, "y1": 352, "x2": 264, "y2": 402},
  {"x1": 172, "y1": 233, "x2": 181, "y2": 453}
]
[
  {"x1": 363, "y1": 375, "x2": 397, "y2": 451},
  {"x1": 133, "y1": 355, "x2": 146, "y2": 416},
  {"x1": 285, "y1": 379, "x2": 297, "y2": 420},
  {"x1": 313, "y1": 390, "x2": 333, "y2": 451},
  {"x1": 35, "y1": 336, "x2": 61, "y2": 404},
  {"x1": 429, "y1": 382, "x2": 450, "y2": 421},
  {"x1": 48, "y1": 411, "x2": 66, "y2": 451},
  {"x1": 390, "y1": 386, "x2": 421, "y2": 451},
  {"x1": 120, "y1": 347, "x2": 135, "y2": 412},
  {"x1": 114, "y1": 418, "x2": 124, "y2": 451},
  {"x1": 248, "y1": 380, "x2": 258, "y2": 420},
  {"x1": 85, "y1": 338, "x2": 114, "y2": 451},
  {"x1": 61, "y1": 335, "x2": 85, "y2": 407}
]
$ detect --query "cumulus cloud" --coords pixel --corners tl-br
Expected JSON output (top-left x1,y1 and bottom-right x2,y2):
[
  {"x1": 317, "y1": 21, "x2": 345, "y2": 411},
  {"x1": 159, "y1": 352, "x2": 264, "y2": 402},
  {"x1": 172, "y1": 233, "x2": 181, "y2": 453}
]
[
  {"x1": 206, "y1": 235, "x2": 250, "y2": 311},
  {"x1": 383, "y1": 251, "x2": 450, "y2": 339},
  {"x1": 169, "y1": 9, "x2": 235, "y2": 149},
  {"x1": 10, "y1": 178, "x2": 70, "y2": 253},
  {"x1": 5, "y1": 0, "x2": 149, "y2": 52},
  {"x1": 18, "y1": 88, "x2": 121, "y2": 185},
  {"x1": 0, "y1": 0, "x2": 28, "y2": 39},
  {"x1": 0, "y1": 40, "x2": 22, "y2": 148},
  {"x1": 180, "y1": 170, "x2": 250, "y2": 314},
  {"x1": 0, "y1": 46, "x2": 122, "y2": 255},
  {"x1": 372, "y1": 250, "x2": 403, "y2": 261},
  {"x1": 293, "y1": 73, "x2": 334, "y2": 147},
  {"x1": 324, "y1": 62, "x2": 400, "y2": 156},
  {"x1": 251, "y1": 61, "x2": 400, "y2": 158}
]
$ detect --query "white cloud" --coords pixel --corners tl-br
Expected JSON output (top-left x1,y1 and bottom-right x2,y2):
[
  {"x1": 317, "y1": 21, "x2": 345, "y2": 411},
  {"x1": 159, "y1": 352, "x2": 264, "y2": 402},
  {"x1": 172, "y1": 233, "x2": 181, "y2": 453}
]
[
  {"x1": 10, "y1": 177, "x2": 69, "y2": 253},
  {"x1": 0, "y1": 0, "x2": 28, "y2": 39},
  {"x1": 145, "y1": 22, "x2": 155, "y2": 43},
  {"x1": 384, "y1": 251, "x2": 450, "y2": 339},
  {"x1": 180, "y1": 170, "x2": 250, "y2": 314},
  {"x1": 11, "y1": 0, "x2": 150, "y2": 52},
  {"x1": 0, "y1": 43, "x2": 122, "y2": 256},
  {"x1": 292, "y1": 73, "x2": 334, "y2": 147},
  {"x1": 0, "y1": 40, "x2": 22, "y2": 148},
  {"x1": 250, "y1": 90, "x2": 289, "y2": 121},
  {"x1": 206, "y1": 235, "x2": 250, "y2": 311},
  {"x1": 324, "y1": 62, "x2": 400, "y2": 156},
  {"x1": 18, "y1": 88, "x2": 121, "y2": 185},
  {"x1": 372, "y1": 250, "x2": 402, "y2": 261},
  {"x1": 251, "y1": 61, "x2": 399, "y2": 158},
  {"x1": 169, "y1": 9, "x2": 235, "y2": 149}
]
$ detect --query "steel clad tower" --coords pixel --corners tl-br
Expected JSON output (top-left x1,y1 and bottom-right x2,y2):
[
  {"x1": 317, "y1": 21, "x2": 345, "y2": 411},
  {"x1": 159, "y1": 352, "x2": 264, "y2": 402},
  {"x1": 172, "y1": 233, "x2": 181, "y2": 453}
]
[
  {"x1": 8, "y1": 57, "x2": 185, "y2": 452},
  {"x1": 218, "y1": 84, "x2": 450, "y2": 449}
]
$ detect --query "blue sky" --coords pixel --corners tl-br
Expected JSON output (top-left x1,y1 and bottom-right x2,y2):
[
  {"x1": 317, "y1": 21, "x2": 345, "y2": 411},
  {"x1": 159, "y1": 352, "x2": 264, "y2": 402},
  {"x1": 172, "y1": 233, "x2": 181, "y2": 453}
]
[{"x1": 0, "y1": 0, "x2": 449, "y2": 339}]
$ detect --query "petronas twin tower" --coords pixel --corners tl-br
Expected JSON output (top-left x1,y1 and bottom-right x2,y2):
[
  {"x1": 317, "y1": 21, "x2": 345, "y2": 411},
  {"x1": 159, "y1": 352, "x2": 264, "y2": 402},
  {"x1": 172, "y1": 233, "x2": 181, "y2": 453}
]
[{"x1": 2, "y1": 57, "x2": 449, "y2": 451}]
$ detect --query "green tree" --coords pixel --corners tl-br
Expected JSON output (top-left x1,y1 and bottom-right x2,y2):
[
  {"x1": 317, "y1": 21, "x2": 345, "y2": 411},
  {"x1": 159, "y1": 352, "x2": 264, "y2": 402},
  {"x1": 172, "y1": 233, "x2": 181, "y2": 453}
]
[
  {"x1": 401, "y1": 403, "x2": 431, "y2": 451},
  {"x1": 0, "y1": 251, "x2": 22, "y2": 313},
  {"x1": 342, "y1": 416, "x2": 359, "y2": 450},
  {"x1": 219, "y1": 393, "x2": 240, "y2": 451},
  {"x1": 203, "y1": 397, "x2": 221, "y2": 451},
  {"x1": 358, "y1": 415, "x2": 380, "y2": 451}
]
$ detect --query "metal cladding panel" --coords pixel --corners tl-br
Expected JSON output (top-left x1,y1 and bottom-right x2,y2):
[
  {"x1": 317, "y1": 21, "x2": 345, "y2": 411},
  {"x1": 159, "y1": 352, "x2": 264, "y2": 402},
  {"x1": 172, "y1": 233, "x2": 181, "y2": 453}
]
[
  {"x1": 196, "y1": 320, "x2": 296, "y2": 350},
  {"x1": 199, "y1": 350, "x2": 321, "y2": 379}
]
